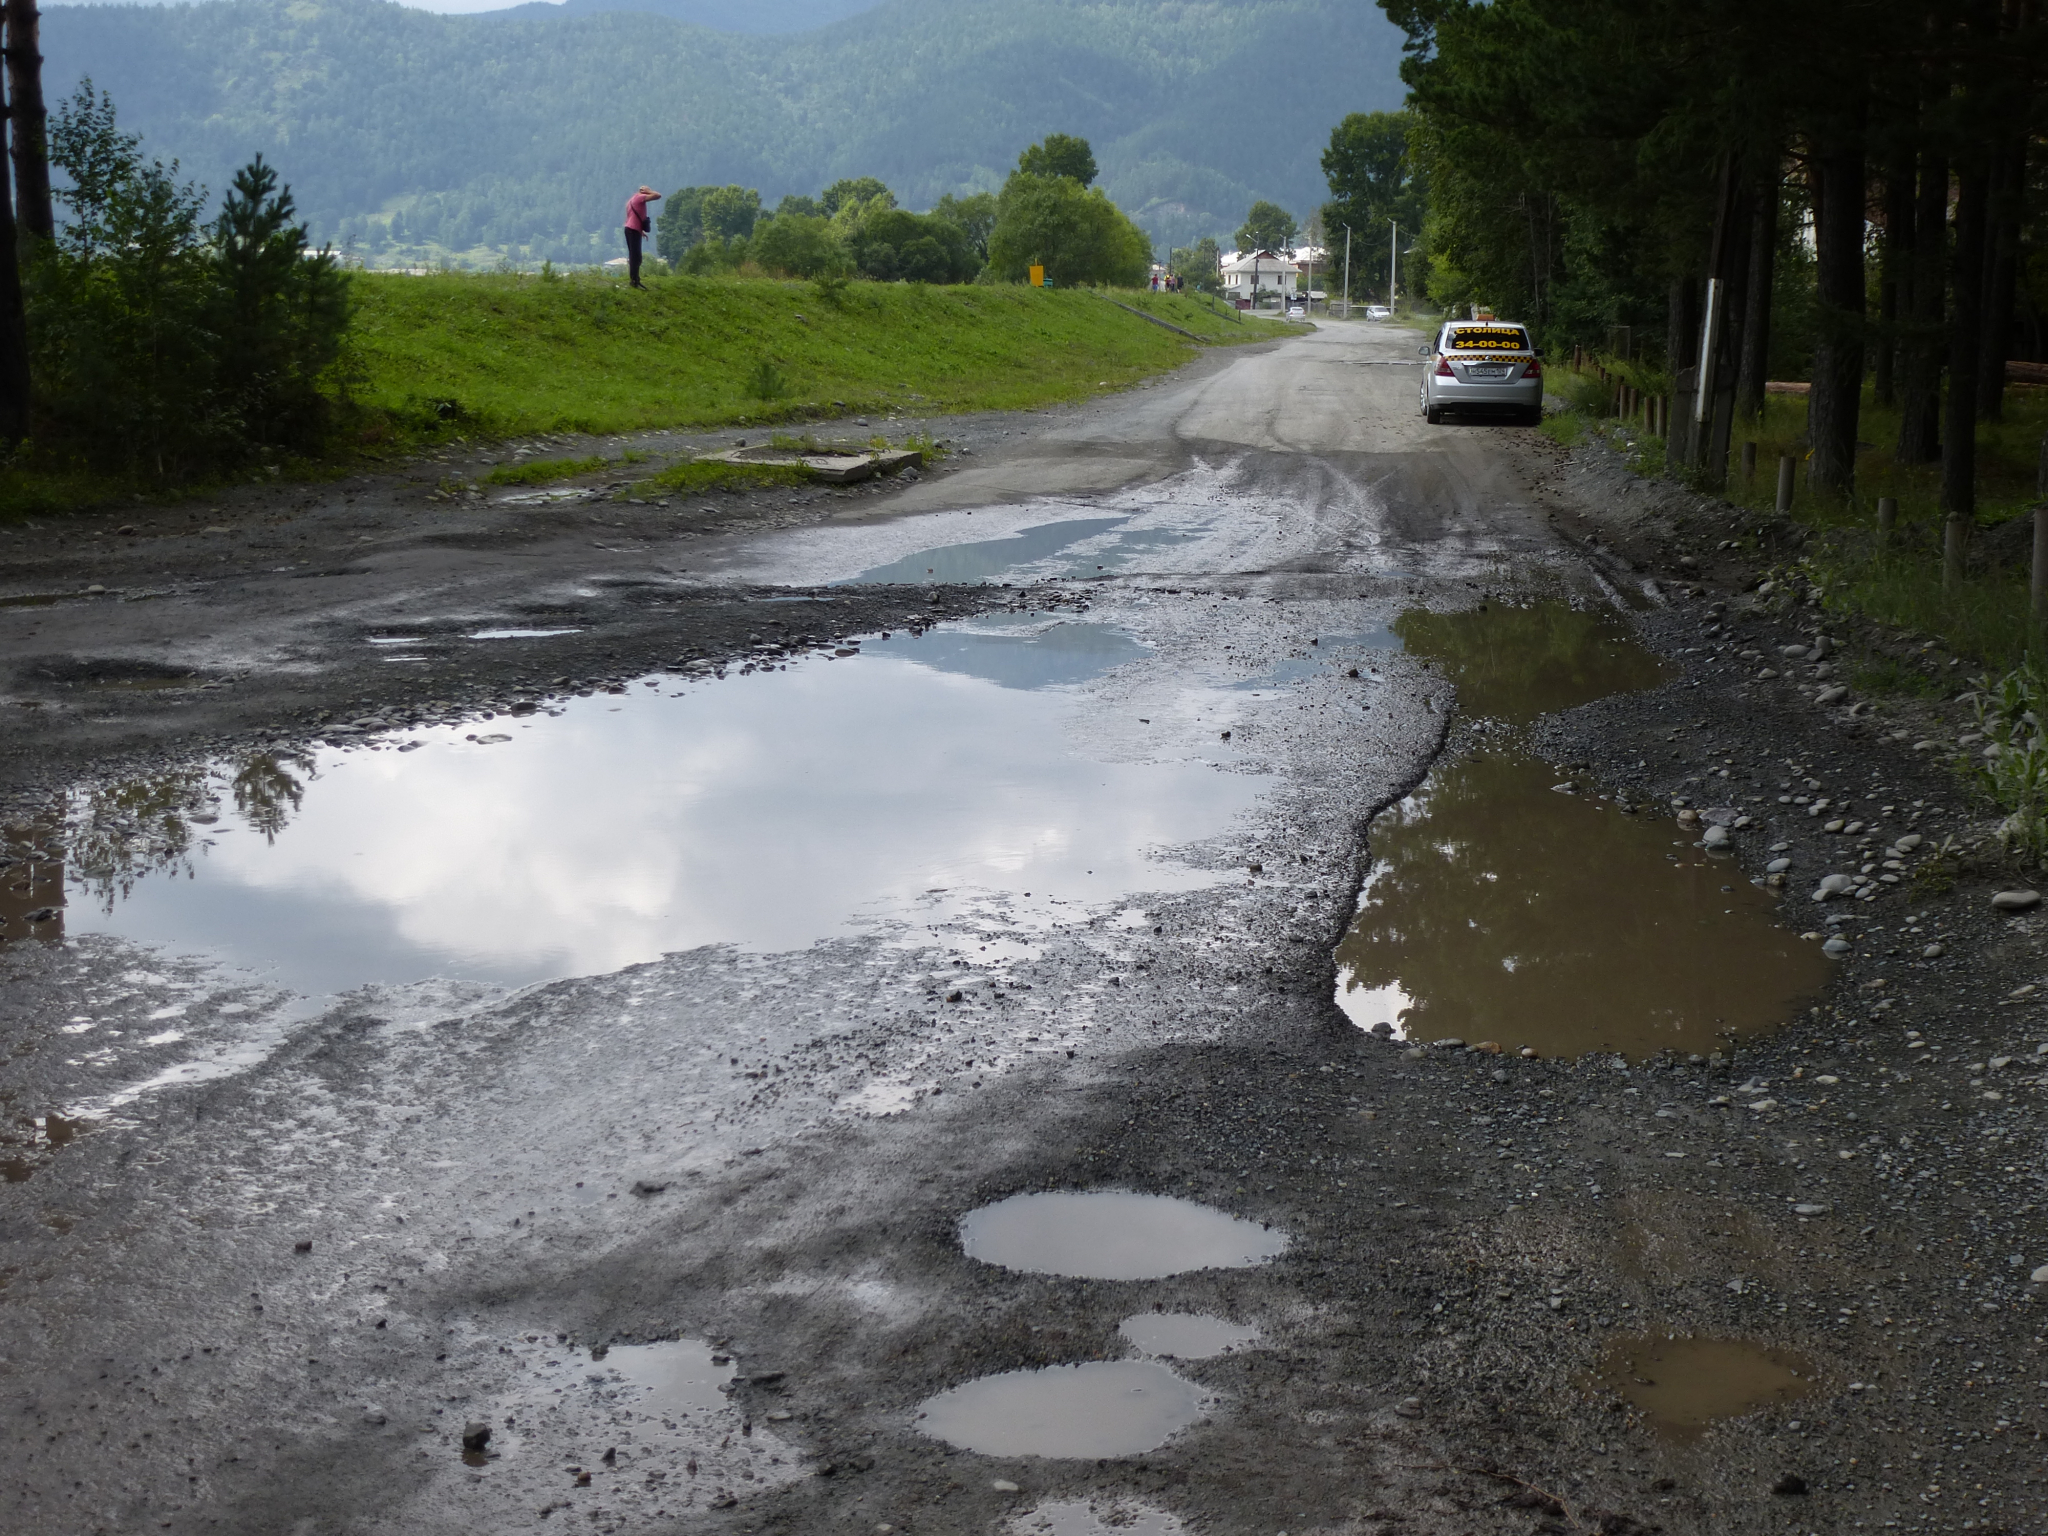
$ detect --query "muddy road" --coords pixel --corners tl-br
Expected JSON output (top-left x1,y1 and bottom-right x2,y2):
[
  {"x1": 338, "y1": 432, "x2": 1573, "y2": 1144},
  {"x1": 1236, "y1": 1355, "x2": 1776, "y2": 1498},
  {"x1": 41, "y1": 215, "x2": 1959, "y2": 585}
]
[{"x1": 1, "y1": 320, "x2": 2044, "y2": 1536}]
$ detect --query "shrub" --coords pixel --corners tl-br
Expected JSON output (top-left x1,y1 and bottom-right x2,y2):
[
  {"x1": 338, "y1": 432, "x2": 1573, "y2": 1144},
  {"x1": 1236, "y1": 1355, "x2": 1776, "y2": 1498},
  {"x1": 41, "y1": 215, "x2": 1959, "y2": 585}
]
[{"x1": 987, "y1": 172, "x2": 1151, "y2": 288}]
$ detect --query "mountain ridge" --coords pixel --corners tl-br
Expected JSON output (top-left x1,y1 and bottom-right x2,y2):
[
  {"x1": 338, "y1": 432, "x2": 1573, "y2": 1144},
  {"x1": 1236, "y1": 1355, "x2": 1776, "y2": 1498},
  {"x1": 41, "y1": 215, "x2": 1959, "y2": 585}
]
[{"x1": 41, "y1": 0, "x2": 1407, "y2": 263}]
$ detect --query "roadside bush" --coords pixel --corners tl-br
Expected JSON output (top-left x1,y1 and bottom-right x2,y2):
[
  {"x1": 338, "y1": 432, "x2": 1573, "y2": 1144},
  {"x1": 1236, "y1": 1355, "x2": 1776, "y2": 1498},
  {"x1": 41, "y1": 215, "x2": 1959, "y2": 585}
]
[
  {"x1": 1970, "y1": 664, "x2": 2048, "y2": 863},
  {"x1": 847, "y1": 208, "x2": 977, "y2": 284},
  {"x1": 987, "y1": 172, "x2": 1151, "y2": 287},
  {"x1": 749, "y1": 213, "x2": 847, "y2": 279},
  {"x1": 27, "y1": 82, "x2": 350, "y2": 479}
]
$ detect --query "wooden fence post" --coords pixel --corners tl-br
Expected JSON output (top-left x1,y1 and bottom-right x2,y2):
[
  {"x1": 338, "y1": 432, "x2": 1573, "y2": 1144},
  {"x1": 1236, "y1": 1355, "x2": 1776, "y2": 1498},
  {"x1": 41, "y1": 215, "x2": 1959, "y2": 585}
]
[
  {"x1": 1876, "y1": 495, "x2": 1896, "y2": 551},
  {"x1": 1775, "y1": 454, "x2": 1795, "y2": 514},
  {"x1": 1740, "y1": 441, "x2": 1756, "y2": 483}
]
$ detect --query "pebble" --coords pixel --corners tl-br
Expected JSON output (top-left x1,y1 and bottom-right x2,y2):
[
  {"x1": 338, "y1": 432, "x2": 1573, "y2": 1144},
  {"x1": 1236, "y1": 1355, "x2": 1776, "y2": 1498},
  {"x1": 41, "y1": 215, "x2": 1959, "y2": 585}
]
[
  {"x1": 1792, "y1": 1203, "x2": 1830, "y2": 1216},
  {"x1": 1766, "y1": 858, "x2": 1792, "y2": 873},
  {"x1": 1992, "y1": 890, "x2": 2042, "y2": 911},
  {"x1": 1816, "y1": 685, "x2": 1848, "y2": 705},
  {"x1": 2032, "y1": 1265, "x2": 2048, "y2": 1285},
  {"x1": 990, "y1": 1480, "x2": 1019, "y2": 1492},
  {"x1": 1703, "y1": 825, "x2": 1730, "y2": 848},
  {"x1": 1823, "y1": 938, "x2": 1850, "y2": 957},
  {"x1": 1393, "y1": 1396, "x2": 1423, "y2": 1418},
  {"x1": 1922, "y1": 942, "x2": 1944, "y2": 958}
]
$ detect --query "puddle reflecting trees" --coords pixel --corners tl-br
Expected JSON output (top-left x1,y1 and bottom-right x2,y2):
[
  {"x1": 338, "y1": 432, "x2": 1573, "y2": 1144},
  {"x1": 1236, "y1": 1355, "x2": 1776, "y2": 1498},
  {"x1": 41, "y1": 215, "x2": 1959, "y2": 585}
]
[
  {"x1": 1393, "y1": 603, "x2": 1670, "y2": 725},
  {"x1": 1334, "y1": 750, "x2": 1826, "y2": 1057}
]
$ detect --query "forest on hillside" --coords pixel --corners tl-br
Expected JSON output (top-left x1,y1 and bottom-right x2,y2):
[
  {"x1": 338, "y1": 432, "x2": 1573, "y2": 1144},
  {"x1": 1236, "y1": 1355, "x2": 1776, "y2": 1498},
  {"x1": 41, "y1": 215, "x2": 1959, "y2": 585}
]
[{"x1": 41, "y1": 0, "x2": 1406, "y2": 264}]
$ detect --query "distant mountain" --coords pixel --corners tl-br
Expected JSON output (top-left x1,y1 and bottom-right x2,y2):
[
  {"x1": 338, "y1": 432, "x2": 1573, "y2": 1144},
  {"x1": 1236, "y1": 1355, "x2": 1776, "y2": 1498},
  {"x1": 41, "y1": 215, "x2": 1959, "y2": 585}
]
[
  {"x1": 485, "y1": 0, "x2": 885, "y2": 32},
  {"x1": 41, "y1": 0, "x2": 1407, "y2": 265}
]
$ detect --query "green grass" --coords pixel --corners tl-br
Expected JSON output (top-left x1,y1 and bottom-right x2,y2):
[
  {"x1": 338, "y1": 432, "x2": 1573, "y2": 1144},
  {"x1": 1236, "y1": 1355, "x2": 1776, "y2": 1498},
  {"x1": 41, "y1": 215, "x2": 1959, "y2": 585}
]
[
  {"x1": 482, "y1": 454, "x2": 607, "y2": 485},
  {"x1": 344, "y1": 271, "x2": 1285, "y2": 449},
  {"x1": 634, "y1": 459, "x2": 816, "y2": 496}
]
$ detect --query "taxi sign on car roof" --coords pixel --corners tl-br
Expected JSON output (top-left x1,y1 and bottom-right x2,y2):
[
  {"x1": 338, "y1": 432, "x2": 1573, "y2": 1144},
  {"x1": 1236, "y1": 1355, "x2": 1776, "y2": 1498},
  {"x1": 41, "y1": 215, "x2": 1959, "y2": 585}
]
[{"x1": 1446, "y1": 324, "x2": 1531, "y2": 351}]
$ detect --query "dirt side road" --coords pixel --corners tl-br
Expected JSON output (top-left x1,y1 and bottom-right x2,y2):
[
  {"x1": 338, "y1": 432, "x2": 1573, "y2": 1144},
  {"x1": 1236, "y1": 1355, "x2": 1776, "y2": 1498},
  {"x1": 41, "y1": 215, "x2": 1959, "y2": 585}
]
[{"x1": 0, "y1": 322, "x2": 2043, "y2": 1536}]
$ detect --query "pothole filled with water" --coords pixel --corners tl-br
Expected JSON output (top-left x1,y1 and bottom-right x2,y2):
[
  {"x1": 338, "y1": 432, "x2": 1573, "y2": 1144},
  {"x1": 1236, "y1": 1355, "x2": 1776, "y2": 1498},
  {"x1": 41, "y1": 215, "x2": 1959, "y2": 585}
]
[
  {"x1": 1590, "y1": 1334, "x2": 1818, "y2": 1441},
  {"x1": 915, "y1": 1361, "x2": 1205, "y2": 1457},
  {"x1": 960, "y1": 1191, "x2": 1287, "y2": 1279},
  {"x1": 1336, "y1": 602, "x2": 1821, "y2": 1058},
  {"x1": 1118, "y1": 1312, "x2": 1261, "y2": 1358},
  {"x1": 841, "y1": 514, "x2": 1202, "y2": 586},
  {"x1": 1334, "y1": 749, "x2": 1827, "y2": 1057},
  {"x1": 44, "y1": 623, "x2": 1265, "y2": 995},
  {"x1": 1393, "y1": 602, "x2": 1671, "y2": 725}
]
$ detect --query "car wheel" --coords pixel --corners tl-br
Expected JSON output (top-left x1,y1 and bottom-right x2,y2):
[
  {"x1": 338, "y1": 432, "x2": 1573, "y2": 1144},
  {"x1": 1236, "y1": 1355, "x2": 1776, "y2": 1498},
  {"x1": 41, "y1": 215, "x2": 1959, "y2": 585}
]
[
  {"x1": 1524, "y1": 406, "x2": 1544, "y2": 427},
  {"x1": 1425, "y1": 405, "x2": 1443, "y2": 425}
]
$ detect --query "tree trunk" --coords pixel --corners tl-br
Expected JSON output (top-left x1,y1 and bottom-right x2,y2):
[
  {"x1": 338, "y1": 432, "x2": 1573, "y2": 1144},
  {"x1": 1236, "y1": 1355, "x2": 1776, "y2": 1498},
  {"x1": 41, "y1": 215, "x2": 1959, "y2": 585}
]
[
  {"x1": 1943, "y1": 160, "x2": 1990, "y2": 520},
  {"x1": 1666, "y1": 273, "x2": 1699, "y2": 372},
  {"x1": 1808, "y1": 123, "x2": 1867, "y2": 495},
  {"x1": 1736, "y1": 173, "x2": 1779, "y2": 420},
  {"x1": 1978, "y1": 132, "x2": 2025, "y2": 422},
  {"x1": 3, "y1": 0, "x2": 50, "y2": 245},
  {"x1": 1896, "y1": 142, "x2": 1946, "y2": 464},
  {"x1": 0, "y1": 69, "x2": 32, "y2": 443},
  {"x1": 1875, "y1": 146, "x2": 1914, "y2": 408}
]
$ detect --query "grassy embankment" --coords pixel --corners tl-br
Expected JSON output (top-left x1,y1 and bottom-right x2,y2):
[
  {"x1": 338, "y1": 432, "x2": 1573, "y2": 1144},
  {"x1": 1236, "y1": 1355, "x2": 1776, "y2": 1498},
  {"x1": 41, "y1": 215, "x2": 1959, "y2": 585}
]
[
  {"x1": 1, "y1": 275, "x2": 1287, "y2": 515},
  {"x1": 1544, "y1": 359, "x2": 2048, "y2": 673}
]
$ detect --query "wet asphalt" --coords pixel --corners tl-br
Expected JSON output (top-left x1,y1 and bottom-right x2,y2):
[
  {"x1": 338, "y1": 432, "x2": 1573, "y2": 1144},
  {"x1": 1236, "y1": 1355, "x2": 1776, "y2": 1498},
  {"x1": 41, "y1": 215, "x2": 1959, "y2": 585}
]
[{"x1": 1, "y1": 320, "x2": 2045, "y2": 1536}]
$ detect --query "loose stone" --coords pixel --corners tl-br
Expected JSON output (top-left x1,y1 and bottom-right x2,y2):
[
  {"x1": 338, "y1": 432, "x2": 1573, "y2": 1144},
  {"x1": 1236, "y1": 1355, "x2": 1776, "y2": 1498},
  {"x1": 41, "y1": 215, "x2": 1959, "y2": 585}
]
[{"x1": 1991, "y1": 890, "x2": 2042, "y2": 911}]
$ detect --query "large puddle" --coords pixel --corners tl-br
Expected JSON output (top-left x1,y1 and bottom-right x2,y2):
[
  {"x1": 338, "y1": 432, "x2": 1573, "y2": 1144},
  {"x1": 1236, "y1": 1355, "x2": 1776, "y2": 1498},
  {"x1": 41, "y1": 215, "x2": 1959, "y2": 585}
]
[
  {"x1": 1336, "y1": 603, "x2": 1822, "y2": 1058},
  {"x1": 31, "y1": 621, "x2": 1265, "y2": 996},
  {"x1": 961, "y1": 1191, "x2": 1288, "y2": 1279},
  {"x1": 1334, "y1": 749, "x2": 1827, "y2": 1057},
  {"x1": 1590, "y1": 1335, "x2": 1818, "y2": 1441},
  {"x1": 916, "y1": 1361, "x2": 1205, "y2": 1457}
]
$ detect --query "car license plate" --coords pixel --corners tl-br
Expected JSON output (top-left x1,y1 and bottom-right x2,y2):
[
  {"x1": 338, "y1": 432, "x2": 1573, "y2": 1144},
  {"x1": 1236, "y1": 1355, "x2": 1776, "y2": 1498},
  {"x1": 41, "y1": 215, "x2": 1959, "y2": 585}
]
[{"x1": 1469, "y1": 366, "x2": 1509, "y2": 378}]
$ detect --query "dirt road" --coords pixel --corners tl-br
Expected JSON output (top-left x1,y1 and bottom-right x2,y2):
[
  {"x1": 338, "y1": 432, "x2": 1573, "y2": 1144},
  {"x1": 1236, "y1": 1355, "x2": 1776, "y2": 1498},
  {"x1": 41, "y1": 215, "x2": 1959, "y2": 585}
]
[{"x1": 1, "y1": 320, "x2": 2043, "y2": 1536}]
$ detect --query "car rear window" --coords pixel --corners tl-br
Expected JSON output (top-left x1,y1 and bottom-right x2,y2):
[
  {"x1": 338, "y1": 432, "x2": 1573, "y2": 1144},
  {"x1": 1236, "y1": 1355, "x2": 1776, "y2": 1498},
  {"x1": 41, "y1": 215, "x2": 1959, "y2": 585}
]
[{"x1": 1444, "y1": 326, "x2": 1530, "y2": 352}]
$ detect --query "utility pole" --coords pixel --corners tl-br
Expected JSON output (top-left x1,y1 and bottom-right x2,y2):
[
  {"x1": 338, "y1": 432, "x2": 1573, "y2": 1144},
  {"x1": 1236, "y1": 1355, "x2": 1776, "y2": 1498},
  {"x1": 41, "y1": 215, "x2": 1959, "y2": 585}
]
[
  {"x1": 4, "y1": 0, "x2": 51, "y2": 245},
  {"x1": 1389, "y1": 220, "x2": 1399, "y2": 308},
  {"x1": 1342, "y1": 226, "x2": 1351, "y2": 318}
]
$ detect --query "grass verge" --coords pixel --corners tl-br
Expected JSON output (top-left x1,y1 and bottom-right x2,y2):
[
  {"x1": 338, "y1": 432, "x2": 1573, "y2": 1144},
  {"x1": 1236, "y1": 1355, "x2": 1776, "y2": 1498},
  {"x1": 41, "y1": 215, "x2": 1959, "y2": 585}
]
[{"x1": 344, "y1": 272, "x2": 1285, "y2": 449}]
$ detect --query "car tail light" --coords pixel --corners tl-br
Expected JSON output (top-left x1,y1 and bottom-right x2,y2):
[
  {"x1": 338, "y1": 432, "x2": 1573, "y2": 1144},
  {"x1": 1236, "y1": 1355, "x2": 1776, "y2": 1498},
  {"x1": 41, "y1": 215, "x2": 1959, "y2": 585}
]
[
  {"x1": 1434, "y1": 355, "x2": 1453, "y2": 376},
  {"x1": 1522, "y1": 357, "x2": 1543, "y2": 378}
]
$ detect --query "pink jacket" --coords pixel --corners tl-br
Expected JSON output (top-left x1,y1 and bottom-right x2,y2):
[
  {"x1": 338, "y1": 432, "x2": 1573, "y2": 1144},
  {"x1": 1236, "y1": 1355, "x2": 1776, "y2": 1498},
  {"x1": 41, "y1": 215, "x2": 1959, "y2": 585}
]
[{"x1": 624, "y1": 192, "x2": 652, "y2": 233}]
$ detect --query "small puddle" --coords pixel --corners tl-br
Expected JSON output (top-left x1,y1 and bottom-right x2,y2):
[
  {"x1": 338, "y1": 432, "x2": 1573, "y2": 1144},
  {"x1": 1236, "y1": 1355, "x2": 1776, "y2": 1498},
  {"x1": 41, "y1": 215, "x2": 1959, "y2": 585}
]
[
  {"x1": 1334, "y1": 749, "x2": 1826, "y2": 1057},
  {"x1": 1118, "y1": 1312, "x2": 1261, "y2": 1359},
  {"x1": 1011, "y1": 1500, "x2": 1186, "y2": 1536},
  {"x1": 52, "y1": 627, "x2": 1264, "y2": 997},
  {"x1": 1590, "y1": 1334, "x2": 1818, "y2": 1441},
  {"x1": 960, "y1": 1191, "x2": 1287, "y2": 1279},
  {"x1": 916, "y1": 1361, "x2": 1204, "y2": 1457},
  {"x1": 467, "y1": 627, "x2": 584, "y2": 641},
  {"x1": 1394, "y1": 602, "x2": 1670, "y2": 724}
]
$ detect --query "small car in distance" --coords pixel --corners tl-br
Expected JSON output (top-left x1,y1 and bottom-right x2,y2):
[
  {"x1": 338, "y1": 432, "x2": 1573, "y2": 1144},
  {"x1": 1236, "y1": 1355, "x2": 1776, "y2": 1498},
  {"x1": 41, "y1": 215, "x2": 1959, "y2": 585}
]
[
  {"x1": 1363, "y1": 304, "x2": 1392, "y2": 320},
  {"x1": 1418, "y1": 319, "x2": 1543, "y2": 425}
]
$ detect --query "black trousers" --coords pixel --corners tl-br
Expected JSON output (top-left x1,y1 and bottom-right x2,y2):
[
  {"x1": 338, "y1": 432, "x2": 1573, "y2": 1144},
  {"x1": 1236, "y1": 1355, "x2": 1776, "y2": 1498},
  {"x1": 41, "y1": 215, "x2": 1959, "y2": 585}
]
[{"x1": 624, "y1": 227, "x2": 644, "y2": 284}]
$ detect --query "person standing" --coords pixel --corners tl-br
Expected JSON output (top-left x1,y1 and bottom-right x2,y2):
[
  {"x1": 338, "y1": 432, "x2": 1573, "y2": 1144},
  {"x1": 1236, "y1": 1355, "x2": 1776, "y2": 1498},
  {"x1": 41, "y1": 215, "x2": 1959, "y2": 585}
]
[{"x1": 623, "y1": 185, "x2": 660, "y2": 289}]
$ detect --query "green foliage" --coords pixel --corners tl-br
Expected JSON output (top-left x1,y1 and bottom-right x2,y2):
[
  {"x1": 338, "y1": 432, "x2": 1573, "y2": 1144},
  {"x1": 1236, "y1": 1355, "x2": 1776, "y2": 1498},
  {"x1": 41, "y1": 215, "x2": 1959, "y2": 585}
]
[
  {"x1": 822, "y1": 178, "x2": 895, "y2": 217},
  {"x1": 656, "y1": 184, "x2": 761, "y2": 263},
  {"x1": 775, "y1": 193, "x2": 824, "y2": 218},
  {"x1": 1319, "y1": 110, "x2": 1423, "y2": 303},
  {"x1": 749, "y1": 213, "x2": 846, "y2": 278},
  {"x1": 988, "y1": 173, "x2": 1151, "y2": 287},
  {"x1": 931, "y1": 192, "x2": 997, "y2": 261},
  {"x1": 1169, "y1": 236, "x2": 1222, "y2": 294},
  {"x1": 847, "y1": 207, "x2": 978, "y2": 283},
  {"x1": 483, "y1": 453, "x2": 606, "y2": 484},
  {"x1": 1017, "y1": 133, "x2": 1098, "y2": 187},
  {"x1": 28, "y1": 82, "x2": 349, "y2": 478},
  {"x1": 1234, "y1": 199, "x2": 1297, "y2": 254},
  {"x1": 1970, "y1": 664, "x2": 2048, "y2": 863}
]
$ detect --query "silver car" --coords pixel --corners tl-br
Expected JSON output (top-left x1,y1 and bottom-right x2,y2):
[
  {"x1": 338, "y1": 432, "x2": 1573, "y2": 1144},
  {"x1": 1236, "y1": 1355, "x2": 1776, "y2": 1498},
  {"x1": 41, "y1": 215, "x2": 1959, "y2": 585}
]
[{"x1": 1418, "y1": 319, "x2": 1544, "y2": 425}]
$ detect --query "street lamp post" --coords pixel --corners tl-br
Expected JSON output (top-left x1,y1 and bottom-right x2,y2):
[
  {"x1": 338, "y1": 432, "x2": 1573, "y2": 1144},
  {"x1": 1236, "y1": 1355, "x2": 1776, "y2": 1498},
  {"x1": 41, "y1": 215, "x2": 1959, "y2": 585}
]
[
  {"x1": 1389, "y1": 219, "x2": 1399, "y2": 309},
  {"x1": 1342, "y1": 226, "x2": 1351, "y2": 319}
]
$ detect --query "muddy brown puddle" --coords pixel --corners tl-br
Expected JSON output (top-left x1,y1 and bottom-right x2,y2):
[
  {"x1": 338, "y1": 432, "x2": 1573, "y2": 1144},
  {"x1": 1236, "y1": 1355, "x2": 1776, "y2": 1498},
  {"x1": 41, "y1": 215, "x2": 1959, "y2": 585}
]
[
  {"x1": 1337, "y1": 603, "x2": 1824, "y2": 1058},
  {"x1": 1590, "y1": 1334, "x2": 1818, "y2": 1441},
  {"x1": 1334, "y1": 748, "x2": 1828, "y2": 1057},
  {"x1": 961, "y1": 1191, "x2": 1288, "y2": 1279}
]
